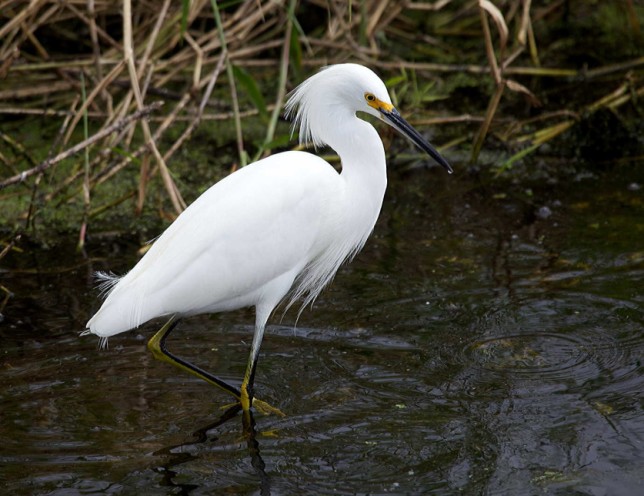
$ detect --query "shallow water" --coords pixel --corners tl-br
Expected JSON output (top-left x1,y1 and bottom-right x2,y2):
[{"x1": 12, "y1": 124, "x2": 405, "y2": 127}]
[{"x1": 1, "y1": 165, "x2": 643, "y2": 495}]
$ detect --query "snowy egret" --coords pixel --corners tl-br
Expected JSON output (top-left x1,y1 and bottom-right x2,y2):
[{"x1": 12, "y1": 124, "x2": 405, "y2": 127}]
[{"x1": 84, "y1": 63, "x2": 452, "y2": 413}]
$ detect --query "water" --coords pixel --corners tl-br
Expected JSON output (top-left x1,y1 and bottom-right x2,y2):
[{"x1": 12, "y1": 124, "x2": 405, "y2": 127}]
[{"x1": 1, "y1": 166, "x2": 642, "y2": 495}]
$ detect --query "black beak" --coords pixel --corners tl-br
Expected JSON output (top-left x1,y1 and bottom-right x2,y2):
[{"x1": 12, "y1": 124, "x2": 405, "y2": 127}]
[{"x1": 380, "y1": 107, "x2": 453, "y2": 174}]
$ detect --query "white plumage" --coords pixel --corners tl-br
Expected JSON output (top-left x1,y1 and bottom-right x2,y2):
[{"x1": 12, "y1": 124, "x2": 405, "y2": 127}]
[{"x1": 84, "y1": 64, "x2": 451, "y2": 408}]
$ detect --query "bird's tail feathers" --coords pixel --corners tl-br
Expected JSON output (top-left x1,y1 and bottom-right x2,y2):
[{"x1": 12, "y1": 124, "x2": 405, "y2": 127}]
[
  {"x1": 94, "y1": 271, "x2": 120, "y2": 297},
  {"x1": 79, "y1": 329, "x2": 109, "y2": 349}
]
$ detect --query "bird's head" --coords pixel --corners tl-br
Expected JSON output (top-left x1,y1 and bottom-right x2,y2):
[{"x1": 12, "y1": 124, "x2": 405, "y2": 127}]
[{"x1": 285, "y1": 63, "x2": 452, "y2": 173}]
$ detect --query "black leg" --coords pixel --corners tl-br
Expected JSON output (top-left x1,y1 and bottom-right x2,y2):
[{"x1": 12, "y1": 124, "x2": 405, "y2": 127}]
[
  {"x1": 148, "y1": 315, "x2": 285, "y2": 416},
  {"x1": 147, "y1": 315, "x2": 241, "y2": 399}
]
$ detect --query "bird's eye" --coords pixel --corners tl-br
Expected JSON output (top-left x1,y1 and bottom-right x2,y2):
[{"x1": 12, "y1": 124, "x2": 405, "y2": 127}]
[{"x1": 365, "y1": 93, "x2": 376, "y2": 102}]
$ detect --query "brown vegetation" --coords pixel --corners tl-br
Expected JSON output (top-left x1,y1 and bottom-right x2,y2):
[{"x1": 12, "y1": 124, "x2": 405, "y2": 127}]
[{"x1": 0, "y1": 1, "x2": 642, "y2": 249}]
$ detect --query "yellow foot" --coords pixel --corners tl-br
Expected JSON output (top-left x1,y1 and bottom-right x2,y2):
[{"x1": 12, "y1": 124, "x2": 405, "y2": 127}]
[
  {"x1": 219, "y1": 398, "x2": 286, "y2": 417},
  {"x1": 252, "y1": 398, "x2": 286, "y2": 417}
]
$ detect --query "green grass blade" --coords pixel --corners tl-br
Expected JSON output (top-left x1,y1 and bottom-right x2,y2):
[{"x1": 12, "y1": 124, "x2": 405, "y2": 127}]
[{"x1": 232, "y1": 64, "x2": 268, "y2": 122}]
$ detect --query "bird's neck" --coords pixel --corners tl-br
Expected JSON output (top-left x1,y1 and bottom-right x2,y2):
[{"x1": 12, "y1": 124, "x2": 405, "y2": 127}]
[
  {"x1": 327, "y1": 113, "x2": 388, "y2": 200},
  {"x1": 324, "y1": 113, "x2": 388, "y2": 242}
]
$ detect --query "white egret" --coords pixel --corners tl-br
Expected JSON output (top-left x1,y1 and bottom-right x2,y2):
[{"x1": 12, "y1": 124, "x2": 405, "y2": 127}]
[{"x1": 84, "y1": 63, "x2": 452, "y2": 413}]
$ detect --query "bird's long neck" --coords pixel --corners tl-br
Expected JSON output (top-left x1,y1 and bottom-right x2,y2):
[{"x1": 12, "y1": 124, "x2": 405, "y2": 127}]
[
  {"x1": 287, "y1": 107, "x2": 389, "y2": 310},
  {"x1": 326, "y1": 111, "x2": 388, "y2": 205},
  {"x1": 324, "y1": 111, "x2": 388, "y2": 246}
]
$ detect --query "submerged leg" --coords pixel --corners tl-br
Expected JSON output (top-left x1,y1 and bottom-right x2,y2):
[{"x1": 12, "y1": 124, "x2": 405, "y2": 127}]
[
  {"x1": 147, "y1": 315, "x2": 241, "y2": 399},
  {"x1": 240, "y1": 321, "x2": 264, "y2": 411},
  {"x1": 239, "y1": 305, "x2": 285, "y2": 416},
  {"x1": 147, "y1": 315, "x2": 284, "y2": 416}
]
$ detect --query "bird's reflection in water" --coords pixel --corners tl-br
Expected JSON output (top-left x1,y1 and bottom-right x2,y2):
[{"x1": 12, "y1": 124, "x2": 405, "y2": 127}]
[
  {"x1": 242, "y1": 409, "x2": 271, "y2": 496},
  {"x1": 153, "y1": 405, "x2": 271, "y2": 495}
]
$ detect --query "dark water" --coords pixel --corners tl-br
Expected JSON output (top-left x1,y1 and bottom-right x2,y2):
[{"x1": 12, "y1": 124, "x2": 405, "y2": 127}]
[{"x1": 1, "y1": 165, "x2": 642, "y2": 495}]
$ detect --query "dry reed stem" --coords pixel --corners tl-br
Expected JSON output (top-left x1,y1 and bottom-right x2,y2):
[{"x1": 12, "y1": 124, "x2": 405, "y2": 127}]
[
  {"x1": 123, "y1": 0, "x2": 185, "y2": 214},
  {"x1": 0, "y1": 0, "x2": 45, "y2": 44},
  {"x1": 62, "y1": 59, "x2": 126, "y2": 146},
  {"x1": 407, "y1": 1, "x2": 453, "y2": 10},
  {"x1": 163, "y1": 50, "x2": 227, "y2": 163},
  {"x1": 498, "y1": 82, "x2": 643, "y2": 173},
  {"x1": 64, "y1": 2, "x2": 121, "y2": 51},
  {"x1": 471, "y1": 1, "x2": 506, "y2": 163},
  {"x1": 0, "y1": 101, "x2": 163, "y2": 190},
  {"x1": 0, "y1": 0, "x2": 640, "y2": 233},
  {"x1": 0, "y1": 132, "x2": 37, "y2": 184},
  {"x1": 138, "y1": 0, "x2": 172, "y2": 79},
  {"x1": 87, "y1": 0, "x2": 102, "y2": 84}
]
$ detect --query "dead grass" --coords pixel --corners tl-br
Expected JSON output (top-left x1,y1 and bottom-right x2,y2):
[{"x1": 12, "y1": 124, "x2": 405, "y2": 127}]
[{"x1": 0, "y1": 0, "x2": 642, "y2": 251}]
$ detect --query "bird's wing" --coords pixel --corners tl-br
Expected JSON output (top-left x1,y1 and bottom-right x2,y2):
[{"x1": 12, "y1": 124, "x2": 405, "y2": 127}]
[{"x1": 89, "y1": 152, "x2": 342, "y2": 334}]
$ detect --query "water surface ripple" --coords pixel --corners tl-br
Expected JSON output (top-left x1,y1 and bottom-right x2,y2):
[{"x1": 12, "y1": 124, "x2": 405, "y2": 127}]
[{"x1": 1, "y1": 170, "x2": 642, "y2": 494}]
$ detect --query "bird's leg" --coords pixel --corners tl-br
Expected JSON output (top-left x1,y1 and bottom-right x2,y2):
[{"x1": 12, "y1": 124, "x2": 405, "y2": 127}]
[
  {"x1": 240, "y1": 318, "x2": 265, "y2": 411},
  {"x1": 147, "y1": 315, "x2": 241, "y2": 399},
  {"x1": 147, "y1": 315, "x2": 285, "y2": 416},
  {"x1": 240, "y1": 346, "x2": 260, "y2": 411},
  {"x1": 238, "y1": 310, "x2": 285, "y2": 417}
]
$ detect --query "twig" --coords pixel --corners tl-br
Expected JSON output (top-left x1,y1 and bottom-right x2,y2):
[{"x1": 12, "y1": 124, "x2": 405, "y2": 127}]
[
  {"x1": 0, "y1": 0, "x2": 45, "y2": 45},
  {"x1": 471, "y1": 1, "x2": 507, "y2": 163},
  {"x1": 0, "y1": 101, "x2": 164, "y2": 190},
  {"x1": 87, "y1": 0, "x2": 103, "y2": 84},
  {"x1": 471, "y1": 82, "x2": 505, "y2": 163},
  {"x1": 123, "y1": 0, "x2": 185, "y2": 214},
  {"x1": 62, "y1": 59, "x2": 126, "y2": 146},
  {"x1": 137, "y1": 0, "x2": 171, "y2": 79},
  {"x1": 162, "y1": 50, "x2": 227, "y2": 162},
  {"x1": 209, "y1": 0, "x2": 246, "y2": 167},
  {"x1": 78, "y1": 73, "x2": 91, "y2": 251},
  {"x1": 258, "y1": 0, "x2": 295, "y2": 159},
  {"x1": 24, "y1": 95, "x2": 80, "y2": 232}
]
